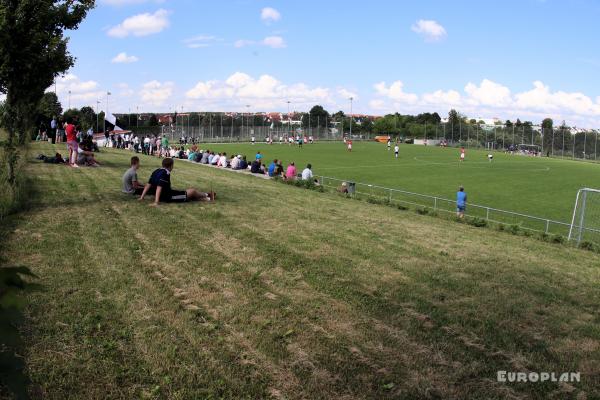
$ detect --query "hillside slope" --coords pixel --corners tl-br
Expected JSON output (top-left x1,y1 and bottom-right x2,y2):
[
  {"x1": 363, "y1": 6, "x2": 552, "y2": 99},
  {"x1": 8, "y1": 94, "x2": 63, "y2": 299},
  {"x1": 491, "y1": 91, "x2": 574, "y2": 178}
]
[{"x1": 1, "y1": 143, "x2": 599, "y2": 399}]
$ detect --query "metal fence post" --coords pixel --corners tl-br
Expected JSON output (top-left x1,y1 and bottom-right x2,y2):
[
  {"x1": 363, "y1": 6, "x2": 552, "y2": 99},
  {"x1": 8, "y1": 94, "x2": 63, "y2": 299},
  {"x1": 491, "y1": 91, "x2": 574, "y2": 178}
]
[
  {"x1": 545, "y1": 220, "x2": 550, "y2": 234},
  {"x1": 434, "y1": 197, "x2": 437, "y2": 211},
  {"x1": 486, "y1": 208, "x2": 490, "y2": 221}
]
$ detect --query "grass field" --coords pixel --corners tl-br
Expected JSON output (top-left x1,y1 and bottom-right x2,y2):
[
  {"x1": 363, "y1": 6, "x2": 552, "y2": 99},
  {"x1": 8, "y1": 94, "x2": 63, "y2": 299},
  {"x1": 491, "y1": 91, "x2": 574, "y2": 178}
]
[
  {"x1": 192, "y1": 141, "x2": 600, "y2": 222},
  {"x1": 0, "y1": 140, "x2": 598, "y2": 399}
]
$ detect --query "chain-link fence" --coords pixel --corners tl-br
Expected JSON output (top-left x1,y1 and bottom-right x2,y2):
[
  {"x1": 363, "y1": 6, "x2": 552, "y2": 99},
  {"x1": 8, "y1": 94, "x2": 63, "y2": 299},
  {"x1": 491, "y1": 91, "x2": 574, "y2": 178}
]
[
  {"x1": 125, "y1": 117, "x2": 600, "y2": 161},
  {"x1": 318, "y1": 175, "x2": 574, "y2": 238}
]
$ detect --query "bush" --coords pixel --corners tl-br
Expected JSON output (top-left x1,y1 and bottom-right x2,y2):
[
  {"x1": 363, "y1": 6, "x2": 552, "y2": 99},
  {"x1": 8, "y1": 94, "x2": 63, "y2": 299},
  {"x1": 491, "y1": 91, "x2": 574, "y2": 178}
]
[
  {"x1": 396, "y1": 204, "x2": 408, "y2": 211},
  {"x1": 551, "y1": 234, "x2": 565, "y2": 244},
  {"x1": 416, "y1": 208, "x2": 430, "y2": 215},
  {"x1": 579, "y1": 241, "x2": 596, "y2": 251},
  {"x1": 508, "y1": 224, "x2": 521, "y2": 235},
  {"x1": 497, "y1": 224, "x2": 506, "y2": 231},
  {"x1": 467, "y1": 217, "x2": 487, "y2": 228}
]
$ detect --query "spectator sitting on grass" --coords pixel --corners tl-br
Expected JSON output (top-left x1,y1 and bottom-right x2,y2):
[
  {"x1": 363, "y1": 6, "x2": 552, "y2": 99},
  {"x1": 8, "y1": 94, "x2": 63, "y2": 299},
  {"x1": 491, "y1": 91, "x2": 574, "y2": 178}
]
[
  {"x1": 211, "y1": 152, "x2": 220, "y2": 165},
  {"x1": 201, "y1": 150, "x2": 210, "y2": 164},
  {"x1": 301, "y1": 164, "x2": 313, "y2": 181},
  {"x1": 230, "y1": 155, "x2": 240, "y2": 170},
  {"x1": 219, "y1": 152, "x2": 228, "y2": 167},
  {"x1": 139, "y1": 158, "x2": 215, "y2": 206},
  {"x1": 250, "y1": 159, "x2": 263, "y2": 174},
  {"x1": 338, "y1": 182, "x2": 349, "y2": 194},
  {"x1": 275, "y1": 160, "x2": 284, "y2": 177},
  {"x1": 77, "y1": 137, "x2": 100, "y2": 167},
  {"x1": 285, "y1": 162, "x2": 296, "y2": 180},
  {"x1": 238, "y1": 156, "x2": 248, "y2": 170},
  {"x1": 122, "y1": 156, "x2": 145, "y2": 195},
  {"x1": 268, "y1": 159, "x2": 278, "y2": 177}
]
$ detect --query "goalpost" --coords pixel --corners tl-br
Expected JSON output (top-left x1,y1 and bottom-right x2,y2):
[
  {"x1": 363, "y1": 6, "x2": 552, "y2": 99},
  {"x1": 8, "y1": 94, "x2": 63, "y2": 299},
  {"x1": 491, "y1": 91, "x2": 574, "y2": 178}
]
[{"x1": 569, "y1": 188, "x2": 600, "y2": 245}]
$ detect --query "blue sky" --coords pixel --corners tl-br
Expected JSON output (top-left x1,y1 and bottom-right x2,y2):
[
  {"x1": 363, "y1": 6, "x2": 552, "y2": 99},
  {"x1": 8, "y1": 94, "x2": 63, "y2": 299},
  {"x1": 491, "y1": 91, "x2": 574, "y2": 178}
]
[{"x1": 56, "y1": 0, "x2": 600, "y2": 126}]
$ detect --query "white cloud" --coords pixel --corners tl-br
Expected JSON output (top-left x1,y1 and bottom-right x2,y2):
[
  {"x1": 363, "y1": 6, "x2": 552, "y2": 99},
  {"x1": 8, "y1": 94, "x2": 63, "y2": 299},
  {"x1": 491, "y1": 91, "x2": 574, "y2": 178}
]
[
  {"x1": 374, "y1": 81, "x2": 418, "y2": 104},
  {"x1": 234, "y1": 39, "x2": 255, "y2": 48},
  {"x1": 107, "y1": 9, "x2": 170, "y2": 38},
  {"x1": 117, "y1": 83, "x2": 135, "y2": 97},
  {"x1": 338, "y1": 88, "x2": 358, "y2": 100},
  {"x1": 111, "y1": 52, "x2": 139, "y2": 63},
  {"x1": 140, "y1": 80, "x2": 174, "y2": 106},
  {"x1": 464, "y1": 79, "x2": 512, "y2": 107},
  {"x1": 422, "y1": 89, "x2": 462, "y2": 106},
  {"x1": 183, "y1": 35, "x2": 221, "y2": 49},
  {"x1": 261, "y1": 7, "x2": 281, "y2": 23},
  {"x1": 262, "y1": 36, "x2": 286, "y2": 48},
  {"x1": 370, "y1": 78, "x2": 600, "y2": 127},
  {"x1": 186, "y1": 72, "x2": 331, "y2": 110},
  {"x1": 411, "y1": 19, "x2": 447, "y2": 42},
  {"x1": 235, "y1": 36, "x2": 286, "y2": 49}
]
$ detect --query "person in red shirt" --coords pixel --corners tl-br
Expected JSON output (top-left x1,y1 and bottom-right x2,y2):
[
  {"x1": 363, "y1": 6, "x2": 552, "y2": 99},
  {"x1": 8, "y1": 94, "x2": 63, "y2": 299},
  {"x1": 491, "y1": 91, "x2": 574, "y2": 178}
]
[
  {"x1": 64, "y1": 118, "x2": 78, "y2": 168},
  {"x1": 347, "y1": 139, "x2": 353, "y2": 152}
]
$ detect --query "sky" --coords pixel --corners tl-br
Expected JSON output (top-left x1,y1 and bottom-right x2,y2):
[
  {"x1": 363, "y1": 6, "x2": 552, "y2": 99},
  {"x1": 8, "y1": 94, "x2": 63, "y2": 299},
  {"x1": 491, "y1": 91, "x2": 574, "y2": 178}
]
[{"x1": 51, "y1": 0, "x2": 600, "y2": 127}]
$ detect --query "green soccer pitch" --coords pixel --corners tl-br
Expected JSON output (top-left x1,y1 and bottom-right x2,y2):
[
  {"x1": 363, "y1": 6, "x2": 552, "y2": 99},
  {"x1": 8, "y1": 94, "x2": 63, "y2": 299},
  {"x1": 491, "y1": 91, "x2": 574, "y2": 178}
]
[{"x1": 183, "y1": 141, "x2": 599, "y2": 222}]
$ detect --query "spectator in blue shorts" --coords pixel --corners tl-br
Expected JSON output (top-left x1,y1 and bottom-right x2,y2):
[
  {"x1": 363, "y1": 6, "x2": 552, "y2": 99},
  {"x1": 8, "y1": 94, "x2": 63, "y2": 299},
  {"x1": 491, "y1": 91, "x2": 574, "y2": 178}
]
[
  {"x1": 456, "y1": 186, "x2": 467, "y2": 219},
  {"x1": 139, "y1": 158, "x2": 215, "y2": 206}
]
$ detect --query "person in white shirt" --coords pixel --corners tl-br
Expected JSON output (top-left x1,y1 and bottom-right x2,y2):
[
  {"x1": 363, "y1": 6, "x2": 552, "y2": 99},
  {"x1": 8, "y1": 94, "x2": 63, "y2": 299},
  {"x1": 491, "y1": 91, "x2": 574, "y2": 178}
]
[
  {"x1": 211, "y1": 153, "x2": 220, "y2": 165},
  {"x1": 251, "y1": 136, "x2": 255, "y2": 144},
  {"x1": 231, "y1": 155, "x2": 240, "y2": 170},
  {"x1": 219, "y1": 153, "x2": 228, "y2": 167},
  {"x1": 394, "y1": 145, "x2": 399, "y2": 158},
  {"x1": 301, "y1": 164, "x2": 313, "y2": 180}
]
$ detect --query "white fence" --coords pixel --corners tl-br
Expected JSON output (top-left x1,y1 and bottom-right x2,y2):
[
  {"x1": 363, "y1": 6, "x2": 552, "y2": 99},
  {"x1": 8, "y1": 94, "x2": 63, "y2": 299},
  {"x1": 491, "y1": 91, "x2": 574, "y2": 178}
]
[{"x1": 317, "y1": 175, "x2": 578, "y2": 238}]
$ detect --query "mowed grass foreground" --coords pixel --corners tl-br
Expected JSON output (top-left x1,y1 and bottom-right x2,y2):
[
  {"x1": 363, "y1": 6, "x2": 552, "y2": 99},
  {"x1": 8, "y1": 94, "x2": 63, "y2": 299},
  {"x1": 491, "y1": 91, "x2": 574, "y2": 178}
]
[
  {"x1": 199, "y1": 141, "x2": 600, "y2": 222},
  {"x1": 1, "y1": 141, "x2": 599, "y2": 399}
]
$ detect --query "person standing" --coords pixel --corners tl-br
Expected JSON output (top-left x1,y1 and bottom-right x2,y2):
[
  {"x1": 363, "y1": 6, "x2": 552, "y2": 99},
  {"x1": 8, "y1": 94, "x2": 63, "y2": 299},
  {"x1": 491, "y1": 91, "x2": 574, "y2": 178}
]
[
  {"x1": 456, "y1": 186, "x2": 467, "y2": 219},
  {"x1": 50, "y1": 117, "x2": 57, "y2": 144},
  {"x1": 64, "y1": 118, "x2": 79, "y2": 168},
  {"x1": 394, "y1": 144, "x2": 399, "y2": 158}
]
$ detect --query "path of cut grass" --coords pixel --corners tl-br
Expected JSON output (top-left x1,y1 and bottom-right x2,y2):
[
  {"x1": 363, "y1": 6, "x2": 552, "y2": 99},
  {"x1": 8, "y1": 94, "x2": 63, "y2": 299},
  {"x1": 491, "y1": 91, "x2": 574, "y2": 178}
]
[{"x1": 0, "y1": 141, "x2": 599, "y2": 399}]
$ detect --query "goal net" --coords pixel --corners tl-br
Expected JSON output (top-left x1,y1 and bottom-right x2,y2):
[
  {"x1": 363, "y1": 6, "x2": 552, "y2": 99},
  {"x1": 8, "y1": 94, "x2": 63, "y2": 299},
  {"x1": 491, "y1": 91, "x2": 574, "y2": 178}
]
[{"x1": 569, "y1": 188, "x2": 600, "y2": 245}]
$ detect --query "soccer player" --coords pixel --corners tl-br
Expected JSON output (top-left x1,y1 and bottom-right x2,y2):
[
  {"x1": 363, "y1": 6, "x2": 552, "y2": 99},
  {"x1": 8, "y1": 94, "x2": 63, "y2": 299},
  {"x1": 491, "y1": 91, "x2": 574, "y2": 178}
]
[
  {"x1": 251, "y1": 136, "x2": 255, "y2": 145},
  {"x1": 394, "y1": 144, "x2": 399, "y2": 158},
  {"x1": 347, "y1": 139, "x2": 353, "y2": 152},
  {"x1": 460, "y1": 147, "x2": 466, "y2": 162},
  {"x1": 387, "y1": 137, "x2": 391, "y2": 151},
  {"x1": 488, "y1": 153, "x2": 494, "y2": 162},
  {"x1": 139, "y1": 158, "x2": 214, "y2": 206},
  {"x1": 456, "y1": 186, "x2": 467, "y2": 219}
]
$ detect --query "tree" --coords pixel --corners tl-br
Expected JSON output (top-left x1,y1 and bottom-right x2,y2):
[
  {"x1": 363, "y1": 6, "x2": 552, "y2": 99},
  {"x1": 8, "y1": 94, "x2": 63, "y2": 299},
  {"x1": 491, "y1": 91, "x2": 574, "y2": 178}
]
[
  {"x1": 0, "y1": 0, "x2": 95, "y2": 186},
  {"x1": 36, "y1": 92, "x2": 62, "y2": 123},
  {"x1": 302, "y1": 105, "x2": 329, "y2": 128},
  {"x1": 79, "y1": 106, "x2": 96, "y2": 130},
  {"x1": 148, "y1": 114, "x2": 159, "y2": 127},
  {"x1": 541, "y1": 118, "x2": 553, "y2": 130}
]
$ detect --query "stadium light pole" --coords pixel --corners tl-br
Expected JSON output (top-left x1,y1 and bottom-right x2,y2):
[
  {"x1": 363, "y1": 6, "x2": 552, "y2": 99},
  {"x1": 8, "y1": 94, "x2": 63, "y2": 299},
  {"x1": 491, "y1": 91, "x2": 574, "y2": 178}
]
[
  {"x1": 136, "y1": 106, "x2": 139, "y2": 128},
  {"x1": 68, "y1": 90, "x2": 71, "y2": 110},
  {"x1": 246, "y1": 104, "x2": 251, "y2": 138},
  {"x1": 96, "y1": 100, "x2": 100, "y2": 133},
  {"x1": 105, "y1": 91, "x2": 111, "y2": 133},
  {"x1": 349, "y1": 97, "x2": 353, "y2": 138},
  {"x1": 287, "y1": 101, "x2": 291, "y2": 138}
]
